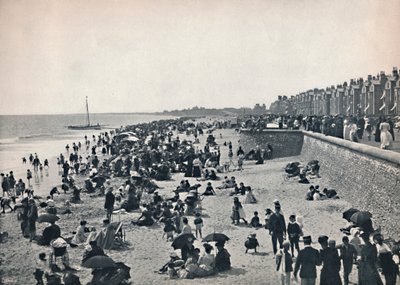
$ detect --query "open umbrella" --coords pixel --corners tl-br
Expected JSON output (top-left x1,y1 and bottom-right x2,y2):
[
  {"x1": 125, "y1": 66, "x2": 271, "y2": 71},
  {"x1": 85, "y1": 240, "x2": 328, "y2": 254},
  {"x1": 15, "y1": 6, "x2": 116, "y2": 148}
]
[
  {"x1": 38, "y1": 213, "x2": 60, "y2": 223},
  {"x1": 202, "y1": 233, "x2": 230, "y2": 243},
  {"x1": 350, "y1": 211, "x2": 372, "y2": 224},
  {"x1": 91, "y1": 176, "x2": 107, "y2": 184},
  {"x1": 82, "y1": 255, "x2": 117, "y2": 269},
  {"x1": 171, "y1": 233, "x2": 196, "y2": 250},
  {"x1": 342, "y1": 208, "x2": 359, "y2": 222},
  {"x1": 122, "y1": 136, "x2": 139, "y2": 143}
]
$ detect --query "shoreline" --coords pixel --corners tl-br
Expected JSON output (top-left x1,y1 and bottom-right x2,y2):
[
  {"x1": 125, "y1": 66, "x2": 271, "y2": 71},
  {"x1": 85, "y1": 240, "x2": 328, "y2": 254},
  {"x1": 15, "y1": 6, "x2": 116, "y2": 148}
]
[{"x1": 0, "y1": 117, "x2": 396, "y2": 284}]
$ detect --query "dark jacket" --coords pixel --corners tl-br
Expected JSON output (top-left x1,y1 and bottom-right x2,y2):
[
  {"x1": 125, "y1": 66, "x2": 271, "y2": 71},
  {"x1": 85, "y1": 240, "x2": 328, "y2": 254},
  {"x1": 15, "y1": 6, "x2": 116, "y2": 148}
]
[
  {"x1": 294, "y1": 246, "x2": 320, "y2": 278},
  {"x1": 269, "y1": 213, "x2": 286, "y2": 235},
  {"x1": 287, "y1": 222, "x2": 301, "y2": 240},
  {"x1": 339, "y1": 243, "x2": 357, "y2": 271},
  {"x1": 320, "y1": 247, "x2": 342, "y2": 285},
  {"x1": 276, "y1": 249, "x2": 293, "y2": 273},
  {"x1": 104, "y1": 192, "x2": 115, "y2": 210}
]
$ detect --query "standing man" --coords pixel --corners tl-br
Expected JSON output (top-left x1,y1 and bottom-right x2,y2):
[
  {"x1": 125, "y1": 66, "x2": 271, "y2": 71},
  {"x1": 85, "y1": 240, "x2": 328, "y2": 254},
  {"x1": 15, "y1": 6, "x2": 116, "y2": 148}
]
[
  {"x1": 339, "y1": 236, "x2": 357, "y2": 285},
  {"x1": 104, "y1": 187, "x2": 115, "y2": 221},
  {"x1": 269, "y1": 203, "x2": 286, "y2": 255},
  {"x1": 27, "y1": 198, "x2": 38, "y2": 242},
  {"x1": 1, "y1": 173, "x2": 10, "y2": 197},
  {"x1": 294, "y1": 235, "x2": 320, "y2": 285}
]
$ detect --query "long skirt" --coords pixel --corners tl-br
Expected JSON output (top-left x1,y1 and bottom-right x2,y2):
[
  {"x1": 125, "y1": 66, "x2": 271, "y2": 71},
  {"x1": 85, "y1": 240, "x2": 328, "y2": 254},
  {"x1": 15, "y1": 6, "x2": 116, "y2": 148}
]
[{"x1": 192, "y1": 166, "x2": 201, "y2": 178}]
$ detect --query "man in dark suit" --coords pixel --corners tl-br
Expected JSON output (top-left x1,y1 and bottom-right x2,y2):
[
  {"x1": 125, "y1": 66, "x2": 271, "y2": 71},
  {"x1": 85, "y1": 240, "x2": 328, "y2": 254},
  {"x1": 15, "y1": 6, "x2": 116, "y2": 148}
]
[
  {"x1": 268, "y1": 203, "x2": 286, "y2": 255},
  {"x1": 339, "y1": 236, "x2": 357, "y2": 285},
  {"x1": 294, "y1": 235, "x2": 320, "y2": 285}
]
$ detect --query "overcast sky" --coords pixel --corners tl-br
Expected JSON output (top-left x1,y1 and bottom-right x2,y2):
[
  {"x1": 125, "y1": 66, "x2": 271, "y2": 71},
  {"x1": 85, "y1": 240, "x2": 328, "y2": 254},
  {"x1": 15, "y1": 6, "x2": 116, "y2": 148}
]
[{"x1": 0, "y1": 0, "x2": 399, "y2": 115}]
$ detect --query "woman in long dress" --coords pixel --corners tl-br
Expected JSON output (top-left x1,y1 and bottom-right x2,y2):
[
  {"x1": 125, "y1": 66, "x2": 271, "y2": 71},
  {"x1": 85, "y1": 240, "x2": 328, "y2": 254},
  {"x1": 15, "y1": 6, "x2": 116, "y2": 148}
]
[
  {"x1": 231, "y1": 197, "x2": 248, "y2": 225},
  {"x1": 343, "y1": 119, "x2": 351, "y2": 140},
  {"x1": 349, "y1": 119, "x2": 358, "y2": 142},
  {"x1": 358, "y1": 233, "x2": 384, "y2": 285},
  {"x1": 192, "y1": 157, "x2": 202, "y2": 178},
  {"x1": 380, "y1": 118, "x2": 393, "y2": 149}
]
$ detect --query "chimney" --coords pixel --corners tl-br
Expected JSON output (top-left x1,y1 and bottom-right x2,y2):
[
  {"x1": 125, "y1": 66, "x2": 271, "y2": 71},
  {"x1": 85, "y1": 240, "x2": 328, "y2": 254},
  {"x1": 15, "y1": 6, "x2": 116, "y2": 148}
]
[
  {"x1": 367, "y1": 75, "x2": 372, "y2": 81},
  {"x1": 392, "y1": 67, "x2": 398, "y2": 77},
  {"x1": 350, "y1": 79, "x2": 354, "y2": 85},
  {"x1": 380, "y1": 71, "x2": 386, "y2": 80}
]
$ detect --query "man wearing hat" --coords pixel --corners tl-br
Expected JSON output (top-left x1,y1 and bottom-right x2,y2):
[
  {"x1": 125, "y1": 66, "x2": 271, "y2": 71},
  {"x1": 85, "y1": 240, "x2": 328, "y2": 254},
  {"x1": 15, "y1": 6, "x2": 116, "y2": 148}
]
[
  {"x1": 294, "y1": 235, "x2": 320, "y2": 285},
  {"x1": 339, "y1": 236, "x2": 357, "y2": 285},
  {"x1": 268, "y1": 203, "x2": 286, "y2": 255}
]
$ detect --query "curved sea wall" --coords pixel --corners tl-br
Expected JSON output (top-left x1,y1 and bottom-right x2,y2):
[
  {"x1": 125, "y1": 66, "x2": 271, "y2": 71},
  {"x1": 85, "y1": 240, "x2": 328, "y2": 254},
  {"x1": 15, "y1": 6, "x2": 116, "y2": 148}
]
[
  {"x1": 239, "y1": 129, "x2": 304, "y2": 158},
  {"x1": 240, "y1": 129, "x2": 400, "y2": 238}
]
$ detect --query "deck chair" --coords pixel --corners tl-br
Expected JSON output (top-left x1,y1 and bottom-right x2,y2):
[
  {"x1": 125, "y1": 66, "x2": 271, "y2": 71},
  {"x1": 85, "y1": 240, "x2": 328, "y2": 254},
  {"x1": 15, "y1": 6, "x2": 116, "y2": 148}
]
[{"x1": 111, "y1": 221, "x2": 125, "y2": 242}]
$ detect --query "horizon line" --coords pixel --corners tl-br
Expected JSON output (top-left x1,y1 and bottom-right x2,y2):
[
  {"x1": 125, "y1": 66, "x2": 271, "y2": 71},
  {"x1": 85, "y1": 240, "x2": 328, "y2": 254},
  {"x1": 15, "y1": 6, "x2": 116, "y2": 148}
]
[{"x1": 0, "y1": 106, "x2": 260, "y2": 116}]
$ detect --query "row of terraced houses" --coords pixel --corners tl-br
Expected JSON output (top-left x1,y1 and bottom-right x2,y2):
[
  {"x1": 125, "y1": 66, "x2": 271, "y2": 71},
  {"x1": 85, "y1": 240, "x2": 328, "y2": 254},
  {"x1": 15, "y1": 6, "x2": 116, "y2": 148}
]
[{"x1": 269, "y1": 67, "x2": 400, "y2": 117}]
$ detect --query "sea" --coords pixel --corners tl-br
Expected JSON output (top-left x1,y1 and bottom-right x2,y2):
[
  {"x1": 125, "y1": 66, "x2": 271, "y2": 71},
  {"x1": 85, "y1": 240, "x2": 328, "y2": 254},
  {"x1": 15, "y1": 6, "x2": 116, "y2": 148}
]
[{"x1": 0, "y1": 113, "x2": 175, "y2": 196}]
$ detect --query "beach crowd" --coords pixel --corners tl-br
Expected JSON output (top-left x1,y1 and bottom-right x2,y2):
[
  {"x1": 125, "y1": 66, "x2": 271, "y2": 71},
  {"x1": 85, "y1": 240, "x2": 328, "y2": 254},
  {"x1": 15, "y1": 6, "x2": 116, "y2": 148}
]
[{"x1": 1, "y1": 117, "x2": 399, "y2": 285}]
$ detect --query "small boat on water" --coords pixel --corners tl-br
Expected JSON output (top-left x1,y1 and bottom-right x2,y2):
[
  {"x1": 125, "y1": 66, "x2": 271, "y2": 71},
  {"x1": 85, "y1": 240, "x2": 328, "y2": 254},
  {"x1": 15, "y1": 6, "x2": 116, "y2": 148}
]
[{"x1": 67, "y1": 97, "x2": 102, "y2": 130}]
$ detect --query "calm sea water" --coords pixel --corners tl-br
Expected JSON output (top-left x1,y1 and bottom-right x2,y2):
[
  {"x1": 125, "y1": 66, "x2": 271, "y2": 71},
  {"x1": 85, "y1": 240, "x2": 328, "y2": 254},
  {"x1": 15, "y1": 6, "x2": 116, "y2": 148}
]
[{"x1": 0, "y1": 113, "x2": 174, "y2": 195}]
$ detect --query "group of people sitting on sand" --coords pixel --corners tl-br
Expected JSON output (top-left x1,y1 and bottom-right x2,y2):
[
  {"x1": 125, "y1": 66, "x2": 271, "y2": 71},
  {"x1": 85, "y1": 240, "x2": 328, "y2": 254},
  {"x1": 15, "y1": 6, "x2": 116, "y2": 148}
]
[
  {"x1": 159, "y1": 241, "x2": 231, "y2": 279},
  {"x1": 305, "y1": 185, "x2": 339, "y2": 201}
]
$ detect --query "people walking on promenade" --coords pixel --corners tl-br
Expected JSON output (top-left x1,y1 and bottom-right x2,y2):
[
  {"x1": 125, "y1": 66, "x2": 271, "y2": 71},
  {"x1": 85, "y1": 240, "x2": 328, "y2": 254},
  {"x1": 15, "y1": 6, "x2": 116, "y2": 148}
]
[
  {"x1": 294, "y1": 235, "x2": 320, "y2": 285},
  {"x1": 269, "y1": 203, "x2": 286, "y2": 255},
  {"x1": 276, "y1": 240, "x2": 293, "y2": 285},
  {"x1": 339, "y1": 236, "x2": 357, "y2": 285},
  {"x1": 319, "y1": 239, "x2": 342, "y2": 285}
]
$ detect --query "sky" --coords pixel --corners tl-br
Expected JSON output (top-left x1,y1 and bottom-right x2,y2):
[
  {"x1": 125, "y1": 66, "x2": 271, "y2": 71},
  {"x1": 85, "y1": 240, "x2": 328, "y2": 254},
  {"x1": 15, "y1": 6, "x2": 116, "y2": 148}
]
[{"x1": 0, "y1": 0, "x2": 399, "y2": 115}]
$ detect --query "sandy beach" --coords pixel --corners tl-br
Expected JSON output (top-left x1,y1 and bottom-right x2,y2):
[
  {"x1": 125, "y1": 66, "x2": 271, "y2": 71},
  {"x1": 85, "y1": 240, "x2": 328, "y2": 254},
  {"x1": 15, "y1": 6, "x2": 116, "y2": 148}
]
[{"x1": 0, "y1": 120, "x2": 370, "y2": 285}]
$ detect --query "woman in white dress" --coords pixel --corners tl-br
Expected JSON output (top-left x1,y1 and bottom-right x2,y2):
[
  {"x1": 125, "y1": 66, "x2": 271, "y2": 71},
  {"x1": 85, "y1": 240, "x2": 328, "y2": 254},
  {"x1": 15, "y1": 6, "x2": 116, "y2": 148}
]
[
  {"x1": 349, "y1": 119, "x2": 359, "y2": 142},
  {"x1": 380, "y1": 118, "x2": 393, "y2": 149},
  {"x1": 343, "y1": 119, "x2": 351, "y2": 140}
]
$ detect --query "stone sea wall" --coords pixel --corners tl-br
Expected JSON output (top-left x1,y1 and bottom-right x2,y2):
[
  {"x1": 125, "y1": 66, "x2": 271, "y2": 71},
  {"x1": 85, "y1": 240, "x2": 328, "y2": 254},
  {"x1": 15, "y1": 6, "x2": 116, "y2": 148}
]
[
  {"x1": 239, "y1": 129, "x2": 304, "y2": 158},
  {"x1": 301, "y1": 132, "x2": 400, "y2": 238},
  {"x1": 240, "y1": 129, "x2": 400, "y2": 238}
]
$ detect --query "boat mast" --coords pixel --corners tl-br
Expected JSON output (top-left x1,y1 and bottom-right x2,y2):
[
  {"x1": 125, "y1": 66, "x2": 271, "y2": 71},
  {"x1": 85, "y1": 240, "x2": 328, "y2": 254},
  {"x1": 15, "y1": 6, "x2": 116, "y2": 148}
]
[{"x1": 86, "y1": 96, "x2": 91, "y2": 126}]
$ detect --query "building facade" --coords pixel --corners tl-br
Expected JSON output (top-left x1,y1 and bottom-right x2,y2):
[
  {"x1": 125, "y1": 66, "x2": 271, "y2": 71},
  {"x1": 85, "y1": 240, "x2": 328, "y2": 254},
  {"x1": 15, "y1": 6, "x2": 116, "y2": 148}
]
[{"x1": 269, "y1": 67, "x2": 400, "y2": 117}]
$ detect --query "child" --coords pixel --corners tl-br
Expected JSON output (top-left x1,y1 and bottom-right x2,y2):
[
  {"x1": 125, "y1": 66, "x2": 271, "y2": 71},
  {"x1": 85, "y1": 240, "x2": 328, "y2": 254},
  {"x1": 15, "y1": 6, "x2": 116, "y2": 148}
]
[
  {"x1": 237, "y1": 153, "x2": 244, "y2": 171},
  {"x1": 163, "y1": 218, "x2": 176, "y2": 241},
  {"x1": 244, "y1": 233, "x2": 260, "y2": 253},
  {"x1": 193, "y1": 213, "x2": 203, "y2": 239},
  {"x1": 264, "y1": 208, "x2": 273, "y2": 230},
  {"x1": 202, "y1": 182, "x2": 216, "y2": 196},
  {"x1": 181, "y1": 217, "x2": 192, "y2": 234},
  {"x1": 287, "y1": 214, "x2": 302, "y2": 257},
  {"x1": 276, "y1": 241, "x2": 293, "y2": 284},
  {"x1": 34, "y1": 252, "x2": 48, "y2": 285},
  {"x1": 244, "y1": 187, "x2": 257, "y2": 204},
  {"x1": 250, "y1": 211, "x2": 262, "y2": 228}
]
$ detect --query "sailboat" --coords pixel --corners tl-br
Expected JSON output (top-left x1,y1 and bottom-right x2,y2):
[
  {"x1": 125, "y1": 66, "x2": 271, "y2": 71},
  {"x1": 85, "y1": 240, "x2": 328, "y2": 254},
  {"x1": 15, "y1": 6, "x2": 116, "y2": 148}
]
[{"x1": 67, "y1": 97, "x2": 102, "y2": 130}]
